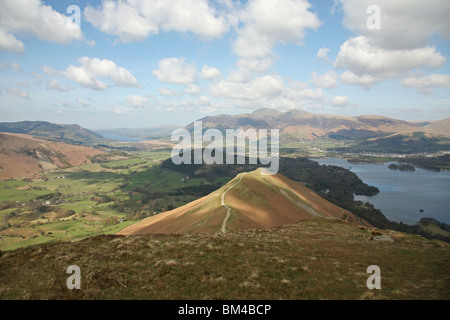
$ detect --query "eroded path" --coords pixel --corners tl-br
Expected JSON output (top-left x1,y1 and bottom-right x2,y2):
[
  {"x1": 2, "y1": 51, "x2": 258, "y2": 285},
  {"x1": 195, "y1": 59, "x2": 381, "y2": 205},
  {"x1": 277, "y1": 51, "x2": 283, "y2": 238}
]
[{"x1": 220, "y1": 173, "x2": 247, "y2": 233}]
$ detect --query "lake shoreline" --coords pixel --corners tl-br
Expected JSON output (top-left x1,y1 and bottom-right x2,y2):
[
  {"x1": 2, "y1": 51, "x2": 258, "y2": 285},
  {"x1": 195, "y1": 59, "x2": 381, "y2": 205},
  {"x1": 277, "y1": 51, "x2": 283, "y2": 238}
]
[{"x1": 310, "y1": 156, "x2": 450, "y2": 226}]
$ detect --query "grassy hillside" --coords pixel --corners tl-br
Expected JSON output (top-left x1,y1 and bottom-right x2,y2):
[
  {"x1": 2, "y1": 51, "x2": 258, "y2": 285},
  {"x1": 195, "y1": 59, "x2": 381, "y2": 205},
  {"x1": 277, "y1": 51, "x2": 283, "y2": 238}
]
[
  {"x1": 0, "y1": 133, "x2": 104, "y2": 180},
  {"x1": 187, "y1": 109, "x2": 450, "y2": 146},
  {"x1": 0, "y1": 121, "x2": 104, "y2": 146},
  {"x1": 335, "y1": 133, "x2": 450, "y2": 154},
  {"x1": 0, "y1": 218, "x2": 448, "y2": 300},
  {"x1": 0, "y1": 147, "x2": 446, "y2": 252},
  {"x1": 118, "y1": 169, "x2": 368, "y2": 235},
  {"x1": 0, "y1": 149, "x2": 214, "y2": 251}
]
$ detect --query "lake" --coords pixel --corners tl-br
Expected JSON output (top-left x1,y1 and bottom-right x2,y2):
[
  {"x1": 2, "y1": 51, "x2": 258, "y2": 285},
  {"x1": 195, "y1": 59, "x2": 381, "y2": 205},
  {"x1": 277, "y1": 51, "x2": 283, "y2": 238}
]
[
  {"x1": 312, "y1": 157, "x2": 450, "y2": 225},
  {"x1": 100, "y1": 133, "x2": 143, "y2": 142}
]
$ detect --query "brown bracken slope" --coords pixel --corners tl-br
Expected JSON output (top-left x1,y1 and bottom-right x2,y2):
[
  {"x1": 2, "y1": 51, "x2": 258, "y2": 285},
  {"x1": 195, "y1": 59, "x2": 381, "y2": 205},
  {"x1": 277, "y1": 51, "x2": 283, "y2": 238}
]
[
  {"x1": 0, "y1": 132, "x2": 103, "y2": 180},
  {"x1": 117, "y1": 168, "x2": 369, "y2": 235}
]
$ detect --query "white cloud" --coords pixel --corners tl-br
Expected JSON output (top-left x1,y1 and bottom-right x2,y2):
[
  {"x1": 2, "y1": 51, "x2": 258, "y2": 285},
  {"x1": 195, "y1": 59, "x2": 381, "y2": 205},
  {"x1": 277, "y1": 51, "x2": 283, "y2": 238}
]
[
  {"x1": 287, "y1": 79, "x2": 309, "y2": 90},
  {"x1": 331, "y1": 95, "x2": 350, "y2": 107},
  {"x1": 200, "y1": 65, "x2": 221, "y2": 80},
  {"x1": 209, "y1": 73, "x2": 326, "y2": 111},
  {"x1": 210, "y1": 74, "x2": 285, "y2": 100},
  {"x1": 338, "y1": 0, "x2": 450, "y2": 50},
  {"x1": 334, "y1": 1, "x2": 450, "y2": 90},
  {"x1": 335, "y1": 36, "x2": 446, "y2": 85},
  {"x1": 235, "y1": 57, "x2": 274, "y2": 75},
  {"x1": 8, "y1": 87, "x2": 29, "y2": 99},
  {"x1": 400, "y1": 74, "x2": 450, "y2": 94},
  {"x1": 85, "y1": 39, "x2": 96, "y2": 47},
  {"x1": 58, "y1": 99, "x2": 74, "y2": 109},
  {"x1": 158, "y1": 87, "x2": 178, "y2": 97},
  {"x1": 126, "y1": 95, "x2": 149, "y2": 108},
  {"x1": 0, "y1": 0, "x2": 83, "y2": 53},
  {"x1": 84, "y1": 0, "x2": 229, "y2": 43},
  {"x1": 152, "y1": 58, "x2": 197, "y2": 84},
  {"x1": 62, "y1": 57, "x2": 141, "y2": 90},
  {"x1": 46, "y1": 79, "x2": 71, "y2": 92},
  {"x1": 42, "y1": 65, "x2": 58, "y2": 76},
  {"x1": 311, "y1": 71, "x2": 338, "y2": 89},
  {"x1": 317, "y1": 47, "x2": 330, "y2": 62},
  {"x1": 184, "y1": 84, "x2": 202, "y2": 95},
  {"x1": 232, "y1": 0, "x2": 321, "y2": 75},
  {"x1": 286, "y1": 87, "x2": 324, "y2": 101},
  {"x1": 0, "y1": 28, "x2": 24, "y2": 53},
  {"x1": 401, "y1": 74, "x2": 450, "y2": 89},
  {"x1": 198, "y1": 96, "x2": 211, "y2": 105},
  {"x1": 340, "y1": 71, "x2": 376, "y2": 87}
]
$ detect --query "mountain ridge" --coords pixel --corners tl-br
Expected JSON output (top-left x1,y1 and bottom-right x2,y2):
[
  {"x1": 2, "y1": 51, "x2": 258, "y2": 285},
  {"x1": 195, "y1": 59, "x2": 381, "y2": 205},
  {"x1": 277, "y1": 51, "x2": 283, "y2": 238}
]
[
  {"x1": 0, "y1": 121, "x2": 104, "y2": 146},
  {"x1": 117, "y1": 168, "x2": 369, "y2": 235},
  {"x1": 186, "y1": 108, "x2": 450, "y2": 141}
]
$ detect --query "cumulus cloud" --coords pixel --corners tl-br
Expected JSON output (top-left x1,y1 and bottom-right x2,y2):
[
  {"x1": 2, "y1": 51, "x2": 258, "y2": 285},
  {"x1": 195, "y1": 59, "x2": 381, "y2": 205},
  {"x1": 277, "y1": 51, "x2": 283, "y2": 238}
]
[
  {"x1": 401, "y1": 74, "x2": 450, "y2": 89},
  {"x1": 184, "y1": 84, "x2": 202, "y2": 95},
  {"x1": 210, "y1": 74, "x2": 285, "y2": 100},
  {"x1": 61, "y1": 57, "x2": 141, "y2": 90},
  {"x1": 338, "y1": 0, "x2": 450, "y2": 50},
  {"x1": 317, "y1": 47, "x2": 330, "y2": 62},
  {"x1": 152, "y1": 58, "x2": 197, "y2": 84},
  {"x1": 311, "y1": 71, "x2": 338, "y2": 89},
  {"x1": 232, "y1": 0, "x2": 321, "y2": 75},
  {"x1": 84, "y1": 0, "x2": 229, "y2": 43},
  {"x1": 400, "y1": 74, "x2": 450, "y2": 94},
  {"x1": 0, "y1": 29, "x2": 24, "y2": 53},
  {"x1": 0, "y1": 0, "x2": 83, "y2": 53},
  {"x1": 340, "y1": 71, "x2": 376, "y2": 88},
  {"x1": 208, "y1": 73, "x2": 325, "y2": 111},
  {"x1": 200, "y1": 65, "x2": 221, "y2": 80},
  {"x1": 334, "y1": 0, "x2": 450, "y2": 90},
  {"x1": 331, "y1": 95, "x2": 350, "y2": 107},
  {"x1": 335, "y1": 36, "x2": 446, "y2": 85}
]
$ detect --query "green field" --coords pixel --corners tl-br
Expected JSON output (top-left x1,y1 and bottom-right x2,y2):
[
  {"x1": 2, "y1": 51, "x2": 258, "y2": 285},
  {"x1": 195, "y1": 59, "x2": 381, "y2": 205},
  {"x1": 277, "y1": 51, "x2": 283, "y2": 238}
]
[
  {"x1": 0, "y1": 149, "x2": 221, "y2": 251},
  {"x1": 2, "y1": 146, "x2": 448, "y2": 251}
]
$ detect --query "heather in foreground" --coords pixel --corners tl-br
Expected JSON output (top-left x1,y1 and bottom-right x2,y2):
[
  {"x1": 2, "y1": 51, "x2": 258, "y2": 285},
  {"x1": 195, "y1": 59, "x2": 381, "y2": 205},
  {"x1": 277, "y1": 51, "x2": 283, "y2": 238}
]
[{"x1": 1, "y1": 219, "x2": 449, "y2": 300}]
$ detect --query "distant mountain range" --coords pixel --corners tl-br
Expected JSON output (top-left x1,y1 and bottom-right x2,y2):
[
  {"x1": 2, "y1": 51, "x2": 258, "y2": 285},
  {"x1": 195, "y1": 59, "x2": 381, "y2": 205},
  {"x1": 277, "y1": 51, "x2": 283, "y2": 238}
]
[
  {"x1": 118, "y1": 168, "x2": 369, "y2": 235},
  {"x1": 0, "y1": 121, "x2": 104, "y2": 146},
  {"x1": 184, "y1": 108, "x2": 450, "y2": 153},
  {"x1": 188, "y1": 108, "x2": 449, "y2": 140},
  {"x1": 2, "y1": 109, "x2": 450, "y2": 154}
]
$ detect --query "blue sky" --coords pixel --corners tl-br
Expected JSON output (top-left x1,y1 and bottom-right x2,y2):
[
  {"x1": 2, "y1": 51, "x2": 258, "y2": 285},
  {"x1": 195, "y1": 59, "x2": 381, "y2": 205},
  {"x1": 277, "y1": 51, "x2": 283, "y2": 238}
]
[{"x1": 0, "y1": 0, "x2": 449, "y2": 129}]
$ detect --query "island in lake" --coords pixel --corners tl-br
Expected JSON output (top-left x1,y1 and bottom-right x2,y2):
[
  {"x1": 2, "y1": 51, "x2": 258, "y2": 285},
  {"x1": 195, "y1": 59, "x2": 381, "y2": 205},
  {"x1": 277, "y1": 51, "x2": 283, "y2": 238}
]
[{"x1": 388, "y1": 163, "x2": 416, "y2": 171}]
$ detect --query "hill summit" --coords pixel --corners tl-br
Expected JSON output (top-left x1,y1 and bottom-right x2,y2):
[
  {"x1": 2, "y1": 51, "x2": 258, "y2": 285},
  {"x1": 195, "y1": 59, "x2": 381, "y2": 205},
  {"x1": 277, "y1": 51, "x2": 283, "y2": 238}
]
[{"x1": 118, "y1": 168, "x2": 368, "y2": 235}]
